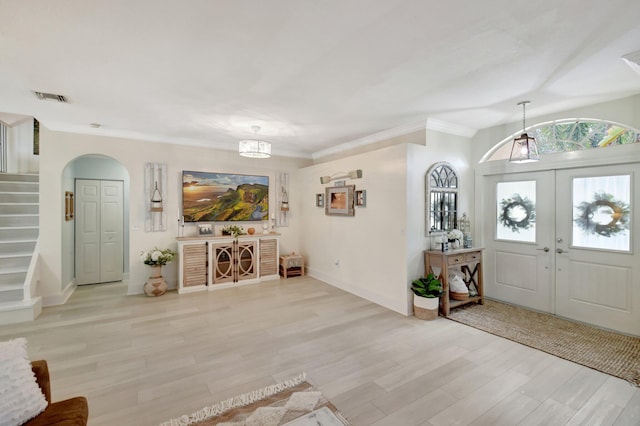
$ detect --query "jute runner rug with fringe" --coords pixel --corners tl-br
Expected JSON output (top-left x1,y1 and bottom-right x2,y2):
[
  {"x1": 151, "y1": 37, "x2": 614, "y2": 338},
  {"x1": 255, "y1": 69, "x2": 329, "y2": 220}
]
[{"x1": 447, "y1": 300, "x2": 640, "y2": 386}]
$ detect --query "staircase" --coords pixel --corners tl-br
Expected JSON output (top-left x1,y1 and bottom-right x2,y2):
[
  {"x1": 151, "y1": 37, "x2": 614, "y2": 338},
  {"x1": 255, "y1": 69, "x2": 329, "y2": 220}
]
[{"x1": 0, "y1": 173, "x2": 42, "y2": 324}]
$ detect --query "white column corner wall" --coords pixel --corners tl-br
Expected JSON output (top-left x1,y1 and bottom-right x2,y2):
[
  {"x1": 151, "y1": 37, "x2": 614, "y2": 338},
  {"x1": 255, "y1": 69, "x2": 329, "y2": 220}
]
[
  {"x1": 405, "y1": 144, "x2": 431, "y2": 313},
  {"x1": 7, "y1": 119, "x2": 39, "y2": 174}
]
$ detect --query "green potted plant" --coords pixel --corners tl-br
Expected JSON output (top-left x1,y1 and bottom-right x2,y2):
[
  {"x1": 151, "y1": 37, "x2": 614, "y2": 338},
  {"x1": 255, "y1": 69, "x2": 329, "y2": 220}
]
[
  {"x1": 411, "y1": 273, "x2": 443, "y2": 320},
  {"x1": 221, "y1": 225, "x2": 245, "y2": 238}
]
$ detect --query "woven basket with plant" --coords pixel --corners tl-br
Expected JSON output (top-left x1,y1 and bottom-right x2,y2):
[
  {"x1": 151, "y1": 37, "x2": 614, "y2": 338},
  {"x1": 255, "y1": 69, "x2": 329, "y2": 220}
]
[{"x1": 411, "y1": 273, "x2": 443, "y2": 320}]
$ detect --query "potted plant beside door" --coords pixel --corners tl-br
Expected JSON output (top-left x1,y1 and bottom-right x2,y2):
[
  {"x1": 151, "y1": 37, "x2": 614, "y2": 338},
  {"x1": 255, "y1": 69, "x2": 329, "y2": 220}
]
[
  {"x1": 141, "y1": 247, "x2": 176, "y2": 296},
  {"x1": 411, "y1": 273, "x2": 443, "y2": 320}
]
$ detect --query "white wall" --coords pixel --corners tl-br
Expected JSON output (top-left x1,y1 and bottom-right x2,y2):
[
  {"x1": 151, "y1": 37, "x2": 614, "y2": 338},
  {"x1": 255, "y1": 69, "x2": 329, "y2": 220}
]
[
  {"x1": 300, "y1": 144, "x2": 411, "y2": 314},
  {"x1": 39, "y1": 128, "x2": 310, "y2": 298},
  {"x1": 406, "y1": 144, "x2": 431, "y2": 311},
  {"x1": 60, "y1": 156, "x2": 131, "y2": 292},
  {"x1": 425, "y1": 129, "x2": 474, "y2": 247},
  {"x1": 299, "y1": 135, "x2": 472, "y2": 316},
  {"x1": 61, "y1": 161, "x2": 75, "y2": 292},
  {"x1": 7, "y1": 119, "x2": 39, "y2": 173}
]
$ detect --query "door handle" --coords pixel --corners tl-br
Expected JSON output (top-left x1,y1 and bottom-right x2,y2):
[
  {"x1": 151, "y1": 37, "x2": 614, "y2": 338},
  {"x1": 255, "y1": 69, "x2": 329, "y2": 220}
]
[
  {"x1": 556, "y1": 248, "x2": 569, "y2": 254},
  {"x1": 536, "y1": 247, "x2": 550, "y2": 252}
]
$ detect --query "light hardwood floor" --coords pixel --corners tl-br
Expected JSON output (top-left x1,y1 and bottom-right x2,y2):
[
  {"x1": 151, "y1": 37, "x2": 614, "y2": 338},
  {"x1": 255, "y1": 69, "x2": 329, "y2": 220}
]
[{"x1": 1, "y1": 277, "x2": 639, "y2": 425}]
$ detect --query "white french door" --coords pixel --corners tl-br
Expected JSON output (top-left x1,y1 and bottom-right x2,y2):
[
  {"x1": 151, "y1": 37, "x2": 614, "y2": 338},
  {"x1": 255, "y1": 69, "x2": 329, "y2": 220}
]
[
  {"x1": 484, "y1": 171, "x2": 555, "y2": 313},
  {"x1": 555, "y1": 165, "x2": 640, "y2": 335},
  {"x1": 484, "y1": 164, "x2": 640, "y2": 335}
]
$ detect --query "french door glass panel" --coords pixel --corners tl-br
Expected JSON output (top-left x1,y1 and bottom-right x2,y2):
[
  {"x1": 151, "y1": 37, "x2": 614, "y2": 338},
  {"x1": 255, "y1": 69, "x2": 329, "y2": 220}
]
[
  {"x1": 571, "y1": 174, "x2": 631, "y2": 252},
  {"x1": 496, "y1": 180, "x2": 536, "y2": 243}
]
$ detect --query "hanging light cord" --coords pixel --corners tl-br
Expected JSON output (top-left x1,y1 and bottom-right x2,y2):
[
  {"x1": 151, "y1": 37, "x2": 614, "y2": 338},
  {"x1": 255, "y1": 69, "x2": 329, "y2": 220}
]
[{"x1": 518, "y1": 100, "x2": 530, "y2": 133}]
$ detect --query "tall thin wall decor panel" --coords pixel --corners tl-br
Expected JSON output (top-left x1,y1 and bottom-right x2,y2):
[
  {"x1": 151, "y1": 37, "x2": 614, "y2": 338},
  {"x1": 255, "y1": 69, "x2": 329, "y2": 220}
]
[
  {"x1": 145, "y1": 163, "x2": 167, "y2": 232},
  {"x1": 276, "y1": 172, "x2": 289, "y2": 227}
]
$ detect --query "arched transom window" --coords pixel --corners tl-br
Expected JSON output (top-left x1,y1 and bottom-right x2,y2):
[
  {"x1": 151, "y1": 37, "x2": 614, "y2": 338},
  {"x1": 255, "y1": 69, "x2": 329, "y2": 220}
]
[
  {"x1": 426, "y1": 162, "x2": 458, "y2": 232},
  {"x1": 482, "y1": 119, "x2": 640, "y2": 162}
]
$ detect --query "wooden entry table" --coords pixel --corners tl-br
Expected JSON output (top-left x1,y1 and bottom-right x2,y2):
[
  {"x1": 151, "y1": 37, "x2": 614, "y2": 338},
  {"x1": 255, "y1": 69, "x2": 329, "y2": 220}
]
[{"x1": 424, "y1": 248, "x2": 484, "y2": 316}]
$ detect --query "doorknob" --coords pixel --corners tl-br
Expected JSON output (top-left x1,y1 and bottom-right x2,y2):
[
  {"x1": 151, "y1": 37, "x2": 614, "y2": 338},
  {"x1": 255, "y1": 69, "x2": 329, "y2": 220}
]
[
  {"x1": 556, "y1": 248, "x2": 569, "y2": 254},
  {"x1": 536, "y1": 247, "x2": 550, "y2": 252}
]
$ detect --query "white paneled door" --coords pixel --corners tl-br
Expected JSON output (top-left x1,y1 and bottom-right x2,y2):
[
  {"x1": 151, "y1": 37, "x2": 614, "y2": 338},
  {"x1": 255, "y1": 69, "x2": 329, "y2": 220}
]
[
  {"x1": 485, "y1": 165, "x2": 640, "y2": 335},
  {"x1": 76, "y1": 179, "x2": 124, "y2": 285},
  {"x1": 555, "y1": 166, "x2": 639, "y2": 335},
  {"x1": 484, "y1": 172, "x2": 555, "y2": 313}
]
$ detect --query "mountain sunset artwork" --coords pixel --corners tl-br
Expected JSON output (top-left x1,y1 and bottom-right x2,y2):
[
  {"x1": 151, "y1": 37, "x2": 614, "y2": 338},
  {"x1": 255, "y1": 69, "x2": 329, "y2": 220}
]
[{"x1": 182, "y1": 171, "x2": 269, "y2": 222}]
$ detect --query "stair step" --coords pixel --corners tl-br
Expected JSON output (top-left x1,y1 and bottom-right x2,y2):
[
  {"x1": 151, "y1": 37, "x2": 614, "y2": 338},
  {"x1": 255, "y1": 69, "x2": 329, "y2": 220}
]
[
  {"x1": 0, "y1": 193, "x2": 38, "y2": 203},
  {"x1": 0, "y1": 181, "x2": 39, "y2": 192},
  {"x1": 0, "y1": 241, "x2": 36, "y2": 254},
  {"x1": 0, "y1": 173, "x2": 38, "y2": 182},
  {"x1": 0, "y1": 203, "x2": 39, "y2": 214},
  {"x1": 0, "y1": 214, "x2": 38, "y2": 227},
  {"x1": 0, "y1": 271, "x2": 28, "y2": 285},
  {"x1": 0, "y1": 254, "x2": 31, "y2": 270},
  {"x1": 0, "y1": 227, "x2": 39, "y2": 241},
  {"x1": 0, "y1": 286, "x2": 24, "y2": 304},
  {"x1": 0, "y1": 251, "x2": 33, "y2": 258}
]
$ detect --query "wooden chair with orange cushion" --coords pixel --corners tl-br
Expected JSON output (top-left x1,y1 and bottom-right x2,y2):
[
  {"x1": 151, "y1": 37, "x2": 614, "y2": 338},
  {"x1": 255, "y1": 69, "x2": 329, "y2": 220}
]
[{"x1": 22, "y1": 360, "x2": 88, "y2": 426}]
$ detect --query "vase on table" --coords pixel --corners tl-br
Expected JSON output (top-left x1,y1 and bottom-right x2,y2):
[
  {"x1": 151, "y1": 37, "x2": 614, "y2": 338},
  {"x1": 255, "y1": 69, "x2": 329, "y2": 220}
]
[{"x1": 144, "y1": 265, "x2": 167, "y2": 296}]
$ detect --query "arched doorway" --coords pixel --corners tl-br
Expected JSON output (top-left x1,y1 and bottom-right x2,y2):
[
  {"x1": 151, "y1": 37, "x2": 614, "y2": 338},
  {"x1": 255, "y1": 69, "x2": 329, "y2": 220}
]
[
  {"x1": 61, "y1": 155, "x2": 130, "y2": 288},
  {"x1": 477, "y1": 119, "x2": 640, "y2": 336}
]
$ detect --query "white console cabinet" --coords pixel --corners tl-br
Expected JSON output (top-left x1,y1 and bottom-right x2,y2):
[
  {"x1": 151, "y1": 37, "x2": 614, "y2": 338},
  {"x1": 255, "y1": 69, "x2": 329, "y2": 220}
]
[{"x1": 177, "y1": 235, "x2": 279, "y2": 294}]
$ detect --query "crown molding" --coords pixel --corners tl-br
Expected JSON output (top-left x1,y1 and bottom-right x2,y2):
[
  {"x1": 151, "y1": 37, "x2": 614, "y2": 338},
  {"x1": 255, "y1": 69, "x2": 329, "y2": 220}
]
[
  {"x1": 425, "y1": 118, "x2": 477, "y2": 138},
  {"x1": 312, "y1": 120, "x2": 426, "y2": 160}
]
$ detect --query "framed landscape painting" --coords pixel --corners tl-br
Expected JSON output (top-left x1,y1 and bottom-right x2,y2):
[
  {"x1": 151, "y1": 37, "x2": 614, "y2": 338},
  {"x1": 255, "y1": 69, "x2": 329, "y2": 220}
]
[{"x1": 182, "y1": 171, "x2": 269, "y2": 222}]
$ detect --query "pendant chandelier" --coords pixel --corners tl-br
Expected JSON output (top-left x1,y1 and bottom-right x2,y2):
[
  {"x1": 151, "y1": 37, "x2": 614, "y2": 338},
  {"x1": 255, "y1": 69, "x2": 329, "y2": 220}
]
[
  {"x1": 239, "y1": 125, "x2": 271, "y2": 158},
  {"x1": 509, "y1": 101, "x2": 540, "y2": 163}
]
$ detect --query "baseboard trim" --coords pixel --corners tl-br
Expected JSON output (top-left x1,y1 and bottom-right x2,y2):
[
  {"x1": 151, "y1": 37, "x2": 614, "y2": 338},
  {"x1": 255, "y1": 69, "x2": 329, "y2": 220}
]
[
  {"x1": 0, "y1": 297, "x2": 42, "y2": 325},
  {"x1": 307, "y1": 268, "x2": 410, "y2": 316},
  {"x1": 42, "y1": 279, "x2": 76, "y2": 306}
]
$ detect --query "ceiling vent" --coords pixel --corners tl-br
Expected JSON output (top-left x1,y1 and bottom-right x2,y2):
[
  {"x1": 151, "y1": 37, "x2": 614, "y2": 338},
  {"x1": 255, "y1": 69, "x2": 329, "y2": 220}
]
[
  {"x1": 33, "y1": 91, "x2": 68, "y2": 103},
  {"x1": 621, "y1": 51, "x2": 640, "y2": 75}
]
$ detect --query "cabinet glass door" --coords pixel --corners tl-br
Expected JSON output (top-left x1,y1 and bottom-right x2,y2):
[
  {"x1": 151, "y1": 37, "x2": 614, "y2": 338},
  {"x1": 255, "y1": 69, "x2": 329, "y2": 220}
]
[
  {"x1": 212, "y1": 243, "x2": 234, "y2": 284},
  {"x1": 237, "y1": 241, "x2": 257, "y2": 280}
]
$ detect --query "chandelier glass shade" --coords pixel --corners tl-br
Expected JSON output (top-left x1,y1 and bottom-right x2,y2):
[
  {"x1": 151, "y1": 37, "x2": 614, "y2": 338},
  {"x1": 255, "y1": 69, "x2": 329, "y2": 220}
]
[
  {"x1": 509, "y1": 132, "x2": 540, "y2": 163},
  {"x1": 239, "y1": 125, "x2": 271, "y2": 158},
  {"x1": 239, "y1": 139, "x2": 271, "y2": 158},
  {"x1": 509, "y1": 101, "x2": 540, "y2": 163}
]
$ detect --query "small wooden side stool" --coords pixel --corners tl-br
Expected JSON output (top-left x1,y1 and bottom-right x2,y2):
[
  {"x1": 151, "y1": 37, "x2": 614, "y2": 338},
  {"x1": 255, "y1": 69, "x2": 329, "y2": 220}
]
[{"x1": 279, "y1": 253, "x2": 305, "y2": 278}]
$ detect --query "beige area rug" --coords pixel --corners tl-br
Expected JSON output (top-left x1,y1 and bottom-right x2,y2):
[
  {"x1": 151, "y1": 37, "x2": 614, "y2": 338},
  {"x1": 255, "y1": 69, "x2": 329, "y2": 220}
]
[
  {"x1": 160, "y1": 373, "x2": 350, "y2": 426},
  {"x1": 447, "y1": 300, "x2": 640, "y2": 386}
]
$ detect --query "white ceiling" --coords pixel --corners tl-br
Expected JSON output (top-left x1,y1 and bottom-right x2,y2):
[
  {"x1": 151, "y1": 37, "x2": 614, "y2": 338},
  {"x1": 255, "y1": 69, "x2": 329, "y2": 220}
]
[{"x1": 1, "y1": 0, "x2": 640, "y2": 159}]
